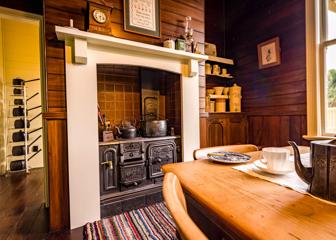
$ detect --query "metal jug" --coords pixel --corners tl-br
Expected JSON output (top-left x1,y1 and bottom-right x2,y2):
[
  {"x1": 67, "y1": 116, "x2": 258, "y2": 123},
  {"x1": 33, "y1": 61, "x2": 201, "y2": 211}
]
[{"x1": 289, "y1": 140, "x2": 336, "y2": 202}]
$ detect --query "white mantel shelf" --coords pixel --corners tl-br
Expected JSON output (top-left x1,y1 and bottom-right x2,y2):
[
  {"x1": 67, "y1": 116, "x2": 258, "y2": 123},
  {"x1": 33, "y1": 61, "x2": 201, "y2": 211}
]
[{"x1": 55, "y1": 26, "x2": 208, "y2": 63}]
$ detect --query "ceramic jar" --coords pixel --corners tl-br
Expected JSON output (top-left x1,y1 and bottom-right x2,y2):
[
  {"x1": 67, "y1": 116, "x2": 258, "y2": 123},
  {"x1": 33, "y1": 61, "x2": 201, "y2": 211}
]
[
  {"x1": 175, "y1": 39, "x2": 186, "y2": 51},
  {"x1": 223, "y1": 87, "x2": 230, "y2": 95},
  {"x1": 163, "y1": 39, "x2": 175, "y2": 49},
  {"x1": 229, "y1": 84, "x2": 242, "y2": 112},
  {"x1": 213, "y1": 86, "x2": 224, "y2": 95},
  {"x1": 206, "y1": 88, "x2": 215, "y2": 96},
  {"x1": 205, "y1": 64, "x2": 212, "y2": 75},
  {"x1": 216, "y1": 99, "x2": 226, "y2": 112},
  {"x1": 212, "y1": 64, "x2": 220, "y2": 75},
  {"x1": 210, "y1": 101, "x2": 215, "y2": 112}
]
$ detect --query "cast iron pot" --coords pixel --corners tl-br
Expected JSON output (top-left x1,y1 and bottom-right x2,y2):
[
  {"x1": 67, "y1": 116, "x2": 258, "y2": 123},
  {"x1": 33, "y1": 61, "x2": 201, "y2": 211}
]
[
  {"x1": 140, "y1": 120, "x2": 167, "y2": 137},
  {"x1": 10, "y1": 160, "x2": 26, "y2": 171},
  {"x1": 115, "y1": 125, "x2": 137, "y2": 139}
]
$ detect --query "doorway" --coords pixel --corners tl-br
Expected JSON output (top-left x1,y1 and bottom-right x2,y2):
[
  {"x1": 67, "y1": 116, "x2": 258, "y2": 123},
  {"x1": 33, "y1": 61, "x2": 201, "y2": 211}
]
[{"x1": 0, "y1": 6, "x2": 47, "y2": 238}]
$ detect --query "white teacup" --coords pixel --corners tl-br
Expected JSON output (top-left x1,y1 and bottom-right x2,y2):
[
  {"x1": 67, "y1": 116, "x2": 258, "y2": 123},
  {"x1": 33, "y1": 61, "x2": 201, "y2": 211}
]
[{"x1": 262, "y1": 147, "x2": 292, "y2": 171}]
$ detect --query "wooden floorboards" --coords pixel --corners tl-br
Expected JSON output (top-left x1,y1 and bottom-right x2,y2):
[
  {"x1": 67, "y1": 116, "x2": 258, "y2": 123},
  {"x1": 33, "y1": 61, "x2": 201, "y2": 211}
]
[{"x1": 0, "y1": 168, "x2": 83, "y2": 240}]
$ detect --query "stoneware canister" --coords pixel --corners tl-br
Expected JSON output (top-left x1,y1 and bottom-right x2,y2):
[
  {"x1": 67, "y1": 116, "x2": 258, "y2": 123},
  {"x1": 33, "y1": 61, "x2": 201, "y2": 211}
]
[
  {"x1": 229, "y1": 83, "x2": 242, "y2": 112},
  {"x1": 205, "y1": 63, "x2": 212, "y2": 75},
  {"x1": 163, "y1": 39, "x2": 175, "y2": 49},
  {"x1": 215, "y1": 99, "x2": 226, "y2": 112}
]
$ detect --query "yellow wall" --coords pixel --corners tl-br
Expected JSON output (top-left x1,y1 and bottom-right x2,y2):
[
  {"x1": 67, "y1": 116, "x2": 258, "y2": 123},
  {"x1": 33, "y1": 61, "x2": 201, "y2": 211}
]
[
  {"x1": 0, "y1": 17, "x2": 43, "y2": 171},
  {"x1": 0, "y1": 20, "x2": 4, "y2": 174}
]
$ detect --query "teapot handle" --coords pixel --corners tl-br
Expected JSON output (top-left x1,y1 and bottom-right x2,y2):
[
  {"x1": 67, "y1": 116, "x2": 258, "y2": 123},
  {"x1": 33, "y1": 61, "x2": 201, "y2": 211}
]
[{"x1": 288, "y1": 141, "x2": 313, "y2": 184}]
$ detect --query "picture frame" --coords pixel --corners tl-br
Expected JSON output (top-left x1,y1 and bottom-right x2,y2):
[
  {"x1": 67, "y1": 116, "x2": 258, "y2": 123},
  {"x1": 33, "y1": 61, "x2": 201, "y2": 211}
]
[
  {"x1": 124, "y1": 0, "x2": 161, "y2": 38},
  {"x1": 257, "y1": 37, "x2": 281, "y2": 69}
]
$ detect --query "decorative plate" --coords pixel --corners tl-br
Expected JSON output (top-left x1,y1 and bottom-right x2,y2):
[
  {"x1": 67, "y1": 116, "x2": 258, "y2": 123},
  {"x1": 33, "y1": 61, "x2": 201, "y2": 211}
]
[{"x1": 207, "y1": 152, "x2": 251, "y2": 164}]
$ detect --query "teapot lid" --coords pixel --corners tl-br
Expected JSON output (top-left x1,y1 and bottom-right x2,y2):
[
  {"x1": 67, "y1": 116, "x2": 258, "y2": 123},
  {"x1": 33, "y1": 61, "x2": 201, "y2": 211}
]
[{"x1": 311, "y1": 139, "x2": 336, "y2": 147}]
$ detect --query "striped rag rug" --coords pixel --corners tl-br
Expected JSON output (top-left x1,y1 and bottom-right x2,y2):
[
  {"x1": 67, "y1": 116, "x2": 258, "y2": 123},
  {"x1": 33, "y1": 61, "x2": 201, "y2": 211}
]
[{"x1": 83, "y1": 202, "x2": 177, "y2": 240}]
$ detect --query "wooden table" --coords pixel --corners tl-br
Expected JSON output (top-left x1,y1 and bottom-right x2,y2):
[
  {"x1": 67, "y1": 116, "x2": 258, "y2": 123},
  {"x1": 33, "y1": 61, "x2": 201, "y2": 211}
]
[{"x1": 162, "y1": 151, "x2": 336, "y2": 240}]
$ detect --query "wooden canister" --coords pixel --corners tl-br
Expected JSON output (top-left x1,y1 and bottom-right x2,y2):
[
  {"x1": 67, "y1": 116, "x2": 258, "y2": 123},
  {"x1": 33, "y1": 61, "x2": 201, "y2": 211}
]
[
  {"x1": 229, "y1": 84, "x2": 242, "y2": 112},
  {"x1": 215, "y1": 99, "x2": 226, "y2": 112}
]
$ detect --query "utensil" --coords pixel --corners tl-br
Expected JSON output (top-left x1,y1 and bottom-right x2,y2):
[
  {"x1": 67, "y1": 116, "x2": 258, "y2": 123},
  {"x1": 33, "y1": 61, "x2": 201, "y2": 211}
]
[
  {"x1": 207, "y1": 152, "x2": 251, "y2": 164},
  {"x1": 289, "y1": 140, "x2": 336, "y2": 202},
  {"x1": 253, "y1": 159, "x2": 294, "y2": 175}
]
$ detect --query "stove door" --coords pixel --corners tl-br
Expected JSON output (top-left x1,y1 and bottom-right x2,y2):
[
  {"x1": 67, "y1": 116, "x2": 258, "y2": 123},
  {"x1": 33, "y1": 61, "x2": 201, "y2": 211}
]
[
  {"x1": 99, "y1": 145, "x2": 119, "y2": 195},
  {"x1": 147, "y1": 140, "x2": 177, "y2": 179}
]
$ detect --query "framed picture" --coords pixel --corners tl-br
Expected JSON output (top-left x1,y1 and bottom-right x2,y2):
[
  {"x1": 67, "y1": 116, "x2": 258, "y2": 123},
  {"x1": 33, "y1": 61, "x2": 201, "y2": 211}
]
[
  {"x1": 257, "y1": 37, "x2": 281, "y2": 69},
  {"x1": 124, "y1": 0, "x2": 161, "y2": 38}
]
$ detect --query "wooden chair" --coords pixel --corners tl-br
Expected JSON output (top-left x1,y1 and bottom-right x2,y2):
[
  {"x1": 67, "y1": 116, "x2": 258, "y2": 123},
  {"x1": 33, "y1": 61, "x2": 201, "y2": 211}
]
[
  {"x1": 193, "y1": 144, "x2": 259, "y2": 160},
  {"x1": 163, "y1": 172, "x2": 208, "y2": 240}
]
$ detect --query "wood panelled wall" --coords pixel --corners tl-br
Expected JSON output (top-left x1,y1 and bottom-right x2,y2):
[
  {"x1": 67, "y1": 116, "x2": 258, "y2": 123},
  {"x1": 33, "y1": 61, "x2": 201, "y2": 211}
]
[
  {"x1": 44, "y1": 0, "x2": 204, "y2": 230},
  {"x1": 225, "y1": 0, "x2": 308, "y2": 147}
]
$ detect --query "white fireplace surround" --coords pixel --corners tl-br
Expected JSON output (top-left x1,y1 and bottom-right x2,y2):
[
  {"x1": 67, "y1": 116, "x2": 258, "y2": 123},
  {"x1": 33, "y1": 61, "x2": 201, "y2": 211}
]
[{"x1": 56, "y1": 26, "x2": 208, "y2": 229}]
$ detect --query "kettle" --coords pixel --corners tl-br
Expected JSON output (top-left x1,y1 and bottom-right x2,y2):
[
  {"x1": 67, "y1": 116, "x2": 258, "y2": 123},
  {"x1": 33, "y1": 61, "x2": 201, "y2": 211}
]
[
  {"x1": 288, "y1": 140, "x2": 336, "y2": 202},
  {"x1": 115, "y1": 121, "x2": 137, "y2": 139}
]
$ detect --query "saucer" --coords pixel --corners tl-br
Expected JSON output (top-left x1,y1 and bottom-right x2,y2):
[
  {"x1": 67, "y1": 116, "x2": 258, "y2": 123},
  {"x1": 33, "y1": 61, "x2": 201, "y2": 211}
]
[{"x1": 253, "y1": 160, "x2": 294, "y2": 175}]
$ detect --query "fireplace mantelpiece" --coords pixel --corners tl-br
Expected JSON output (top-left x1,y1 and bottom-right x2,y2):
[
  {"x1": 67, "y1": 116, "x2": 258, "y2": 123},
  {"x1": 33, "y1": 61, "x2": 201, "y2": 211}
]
[
  {"x1": 56, "y1": 26, "x2": 207, "y2": 76},
  {"x1": 56, "y1": 26, "x2": 205, "y2": 229}
]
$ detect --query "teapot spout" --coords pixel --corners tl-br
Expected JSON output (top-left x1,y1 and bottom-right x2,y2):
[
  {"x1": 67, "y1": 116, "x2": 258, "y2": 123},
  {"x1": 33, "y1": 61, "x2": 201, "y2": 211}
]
[{"x1": 288, "y1": 141, "x2": 313, "y2": 184}]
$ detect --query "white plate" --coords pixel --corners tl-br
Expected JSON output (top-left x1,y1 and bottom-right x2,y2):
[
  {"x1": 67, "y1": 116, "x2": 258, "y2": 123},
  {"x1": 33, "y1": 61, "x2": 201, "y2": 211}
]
[{"x1": 253, "y1": 160, "x2": 294, "y2": 175}]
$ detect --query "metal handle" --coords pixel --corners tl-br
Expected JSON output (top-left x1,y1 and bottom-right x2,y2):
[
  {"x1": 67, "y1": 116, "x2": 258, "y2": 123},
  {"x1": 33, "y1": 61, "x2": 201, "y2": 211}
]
[
  {"x1": 157, "y1": 158, "x2": 162, "y2": 163},
  {"x1": 101, "y1": 160, "x2": 113, "y2": 170},
  {"x1": 133, "y1": 182, "x2": 138, "y2": 186}
]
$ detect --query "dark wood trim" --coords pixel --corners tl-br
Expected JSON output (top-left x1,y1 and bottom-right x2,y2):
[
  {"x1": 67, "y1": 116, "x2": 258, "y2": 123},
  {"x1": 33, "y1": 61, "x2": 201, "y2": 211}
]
[
  {"x1": 46, "y1": 119, "x2": 70, "y2": 230},
  {"x1": 43, "y1": 111, "x2": 67, "y2": 120}
]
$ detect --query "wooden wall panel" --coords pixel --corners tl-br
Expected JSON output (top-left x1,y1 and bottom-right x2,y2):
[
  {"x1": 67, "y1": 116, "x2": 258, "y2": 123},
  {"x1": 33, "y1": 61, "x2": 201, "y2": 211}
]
[
  {"x1": 225, "y1": 0, "x2": 307, "y2": 147},
  {"x1": 45, "y1": 117, "x2": 69, "y2": 231},
  {"x1": 44, "y1": 0, "x2": 204, "y2": 230}
]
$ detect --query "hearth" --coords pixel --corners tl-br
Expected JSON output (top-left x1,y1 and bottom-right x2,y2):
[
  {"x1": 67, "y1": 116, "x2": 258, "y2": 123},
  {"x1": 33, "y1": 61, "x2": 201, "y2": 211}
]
[{"x1": 57, "y1": 26, "x2": 204, "y2": 228}]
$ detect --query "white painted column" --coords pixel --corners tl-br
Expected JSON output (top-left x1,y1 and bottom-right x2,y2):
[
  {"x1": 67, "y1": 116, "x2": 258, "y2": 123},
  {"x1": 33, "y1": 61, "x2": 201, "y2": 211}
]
[
  {"x1": 65, "y1": 45, "x2": 100, "y2": 229},
  {"x1": 181, "y1": 64, "x2": 200, "y2": 161}
]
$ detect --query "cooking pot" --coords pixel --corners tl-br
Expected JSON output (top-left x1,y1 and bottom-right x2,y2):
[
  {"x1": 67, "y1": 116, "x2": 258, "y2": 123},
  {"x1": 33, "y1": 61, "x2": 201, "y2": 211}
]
[
  {"x1": 140, "y1": 120, "x2": 167, "y2": 137},
  {"x1": 14, "y1": 99, "x2": 24, "y2": 105},
  {"x1": 115, "y1": 125, "x2": 137, "y2": 139},
  {"x1": 12, "y1": 135, "x2": 41, "y2": 156},
  {"x1": 10, "y1": 160, "x2": 26, "y2": 171},
  {"x1": 13, "y1": 88, "x2": 23, "y2": 95},
  {"x1": 13, "y1": 106, "x2": 25, "y2": 116},
  {"x1": 14, "y1": 112, "x2": 42, "y2": 129},
  {"x1": 13, "y1": 78, "x2": 25, "y2": 86}
]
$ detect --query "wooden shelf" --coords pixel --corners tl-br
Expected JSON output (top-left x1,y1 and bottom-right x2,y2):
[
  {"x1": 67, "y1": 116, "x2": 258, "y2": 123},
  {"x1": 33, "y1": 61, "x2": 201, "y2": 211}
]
[
  {"x1": 208, "y1": 94, "x2": 229, "y2": 99},
  {"x1": 207, "y1": 56, "x2": 234, "y2": 65},
  {"x1": 206, "y1": 74, "x2": 233, "y2": 79}
]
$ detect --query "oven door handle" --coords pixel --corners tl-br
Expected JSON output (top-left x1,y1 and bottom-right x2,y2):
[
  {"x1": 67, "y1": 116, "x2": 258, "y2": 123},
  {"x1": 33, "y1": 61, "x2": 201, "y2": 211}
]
[{"x1": 101, "y1": 160, "x2": 113, "y2": 170}]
